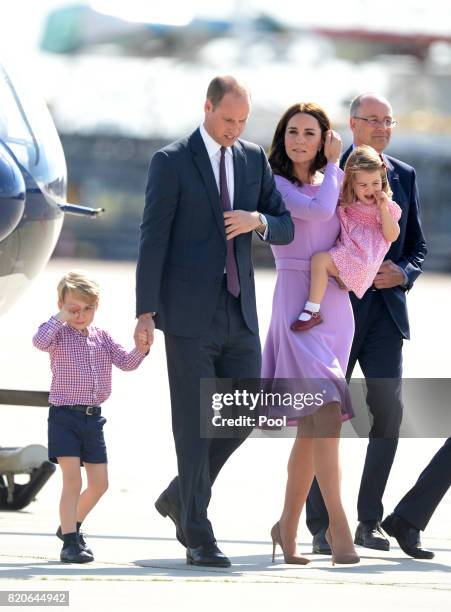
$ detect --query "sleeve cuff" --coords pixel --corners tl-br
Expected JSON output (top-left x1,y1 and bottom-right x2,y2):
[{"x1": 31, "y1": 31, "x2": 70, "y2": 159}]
[
  {"x1": 396, "y1": 265, "x2": 409, "y2": 287},
  {"x1": 49, "y1": 315, "x2": 65, "y2": 328},
  {"x1": 326, "y1": 161, "x2": 344, "y2": 178},
  {"x1": 256, "y1": 213, "x2": 269, "y2": 240}
]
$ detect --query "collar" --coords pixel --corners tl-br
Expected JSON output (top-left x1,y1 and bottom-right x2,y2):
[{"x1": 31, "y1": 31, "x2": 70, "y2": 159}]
[
  {"x1": 199, "y1": 123, "x2": 232, "y2": 159},
  {"x1": 352, "y1": 142, "x2": 386, "y2": 160},
  {"x1": 67, "y1": 323, "x2": 92, "y2": 338}
]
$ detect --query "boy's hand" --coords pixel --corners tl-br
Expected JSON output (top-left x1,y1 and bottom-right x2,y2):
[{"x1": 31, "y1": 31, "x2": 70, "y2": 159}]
[
  {"x1": 134, "y1": 314, "x2": 154, "y2": 353},
  {"x1": 136, "y1": 332, "x2": 149, "y2": 354},
  {"x1": 57, "y1": 303, "x2": 81, "y2": 322}
]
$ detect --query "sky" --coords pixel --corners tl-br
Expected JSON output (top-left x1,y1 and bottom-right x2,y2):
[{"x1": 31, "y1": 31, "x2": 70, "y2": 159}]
[
  {"x1": 1, "y1": 0, "x2": 449, "y2": 60},
  {"x1": 1, "y1": 0, "x2": 449, "y2": 138}
]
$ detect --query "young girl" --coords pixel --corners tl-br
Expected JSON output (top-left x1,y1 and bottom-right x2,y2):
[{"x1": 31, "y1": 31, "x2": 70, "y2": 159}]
[{"x1": 292, "y1": 144, "x2": 401, "y2": 331}]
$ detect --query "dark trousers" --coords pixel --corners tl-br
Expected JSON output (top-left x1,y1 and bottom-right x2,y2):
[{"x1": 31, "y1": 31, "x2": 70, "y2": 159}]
[
  {"x1": 163, "y1": 282, "x2": 261, "y2": 547},
  {"x1": 306, "y1": 291, "x2": 404, "y2": 534},
  {"x1": 394, "y1": 438, "x2": 451, "y2": 531}
]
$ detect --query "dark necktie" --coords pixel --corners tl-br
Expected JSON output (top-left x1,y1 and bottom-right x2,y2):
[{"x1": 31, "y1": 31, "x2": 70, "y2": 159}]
[
  {"x1": 219, "y1": 146, "x2": 240, "y2": 297},
  {"x1": 379, "y1": 153, "x2": 387, "y2": 169}
]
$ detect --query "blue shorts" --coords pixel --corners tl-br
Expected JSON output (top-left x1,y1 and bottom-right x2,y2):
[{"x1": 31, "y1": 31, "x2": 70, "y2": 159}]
[{"x1": 47, "y1": 405, "x2": 108, "y2": 465}]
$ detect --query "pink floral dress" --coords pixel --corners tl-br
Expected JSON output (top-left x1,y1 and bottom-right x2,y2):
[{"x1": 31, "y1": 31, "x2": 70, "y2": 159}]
[{"x1": 329, "y1": 200, "x2": 402, "y2": 298}]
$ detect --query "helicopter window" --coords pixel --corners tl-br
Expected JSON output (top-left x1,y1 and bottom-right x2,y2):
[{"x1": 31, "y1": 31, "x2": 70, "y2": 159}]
[
  {"x1": 0, "y1": 63, "x2": 66, "y2": 200},
  {"x1": 0, "y1": 65, "x2": 37, "y2": 169}
]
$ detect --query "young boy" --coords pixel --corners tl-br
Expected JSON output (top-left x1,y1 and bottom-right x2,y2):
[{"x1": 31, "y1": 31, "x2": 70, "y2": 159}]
[{"x1": 32, "y1": 270, "x2": 147, "y2": 563}]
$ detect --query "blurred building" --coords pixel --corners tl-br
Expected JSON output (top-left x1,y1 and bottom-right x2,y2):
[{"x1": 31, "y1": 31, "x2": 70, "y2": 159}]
[{"x1": 31, "y1": 1, "x2": 451, "y2": 269}]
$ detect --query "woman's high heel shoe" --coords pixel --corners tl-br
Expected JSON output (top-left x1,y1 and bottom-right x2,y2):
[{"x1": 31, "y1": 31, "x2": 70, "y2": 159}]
[
  {"x1": 270, "y1": 522, "x2": 310, "y2": 565},
  {"x1": 325, "y1": 527, "x2": 360, "y2": 565}
]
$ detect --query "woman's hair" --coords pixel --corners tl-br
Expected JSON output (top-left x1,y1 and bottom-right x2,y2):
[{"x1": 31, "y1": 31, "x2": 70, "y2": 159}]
[
  {"x1": 341, "y1": 145, "x2": 393, "y2": 203},
  {"x1": 268, "y1": 102, "x2": 330, "y2": 185},
  {"x1": 57, "y1": 270, "x2": 100, "y2": 303}
]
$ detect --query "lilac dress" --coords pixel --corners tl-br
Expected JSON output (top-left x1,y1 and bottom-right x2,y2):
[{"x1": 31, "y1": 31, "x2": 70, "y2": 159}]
[{"x1": 261, "y1": 163, "x2": 354, "y2": 421}]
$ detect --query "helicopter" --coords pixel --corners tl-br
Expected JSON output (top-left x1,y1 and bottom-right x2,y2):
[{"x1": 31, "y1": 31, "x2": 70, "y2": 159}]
[{"x1": 0, "y1": 61, "x2": 103, "y2": 510}]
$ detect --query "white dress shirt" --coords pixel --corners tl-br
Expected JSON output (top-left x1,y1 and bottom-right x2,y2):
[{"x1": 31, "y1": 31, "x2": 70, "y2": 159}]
[
  {"x1": 199, "y1": 122, "x2": 235, "y2": 205},
  {"x1": 199, "y1": 122, "x2": 268, "y2": 239}
]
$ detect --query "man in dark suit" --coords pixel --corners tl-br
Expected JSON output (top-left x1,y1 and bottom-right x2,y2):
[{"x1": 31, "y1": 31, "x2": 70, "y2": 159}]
[
  {"x1": 307, "y1": 93, "x2": 427, "y2": 554},
  {"x1": 381, "y1": 438, "x2": 451, "y2": 559},
  {"x1": 134, "y1": 75, "x2": 294, "y2": 567}
]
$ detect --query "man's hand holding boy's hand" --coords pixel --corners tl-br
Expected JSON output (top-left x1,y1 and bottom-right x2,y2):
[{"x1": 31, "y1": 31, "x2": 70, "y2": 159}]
[{"x1": 134, "y1": 314, "x2": 154, "y2": 353}]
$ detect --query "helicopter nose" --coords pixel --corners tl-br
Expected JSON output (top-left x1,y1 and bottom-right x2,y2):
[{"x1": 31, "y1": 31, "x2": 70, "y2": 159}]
[{"x1": 0, "y1": 144, "x2": 26, "y2": 242}]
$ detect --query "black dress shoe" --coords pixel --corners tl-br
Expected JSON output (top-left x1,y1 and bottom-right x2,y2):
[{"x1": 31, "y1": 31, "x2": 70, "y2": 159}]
[
  {"x1": 354, "y1": 521, "x2": 390, "y2": 551},
  {"x1": 56, "y1": 526, "x2": 93, "y2": 556},
  {"x1": 60, "y1": 540, "x2": 94, "y2": 563},
  {"x1": 381, "y1": 513, "x2": 434, "y2": 559},
  {"x1": 155, "y1": 491, "x2": 186, "y2": 548},
  {"x1": 312, "y1": 527, "x2": 332, "y2": 554},
  {"x1": 186, "y1": 542, "x2": 231, "y2": 568}
]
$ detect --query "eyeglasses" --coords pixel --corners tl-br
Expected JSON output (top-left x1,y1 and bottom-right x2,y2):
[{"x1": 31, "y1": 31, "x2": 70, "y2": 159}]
[{"x1": 354, "y1": 116, "x2": 398, "y2": 128}]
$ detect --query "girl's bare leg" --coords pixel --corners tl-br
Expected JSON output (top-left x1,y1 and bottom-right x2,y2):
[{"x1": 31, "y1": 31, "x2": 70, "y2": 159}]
[{"x1": 309, "y1": 252, "x2": 340, "y2": 305}]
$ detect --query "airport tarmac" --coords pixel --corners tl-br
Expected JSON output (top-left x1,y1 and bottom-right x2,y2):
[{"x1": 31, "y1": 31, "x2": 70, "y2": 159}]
[{"x1": 1, "y1": 259, "x2": 450, "y2": 611}]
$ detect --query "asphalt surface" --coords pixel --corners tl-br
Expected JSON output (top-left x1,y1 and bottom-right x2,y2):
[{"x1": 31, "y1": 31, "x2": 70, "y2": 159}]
[{"x1": 1, "y1": 260, "x2": 449, "y2": 611}]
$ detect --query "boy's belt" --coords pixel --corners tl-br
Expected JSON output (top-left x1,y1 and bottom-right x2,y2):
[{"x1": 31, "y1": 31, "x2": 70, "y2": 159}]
[{"x1": 51, "y1": 404, "x2": 101, "y2": 416}]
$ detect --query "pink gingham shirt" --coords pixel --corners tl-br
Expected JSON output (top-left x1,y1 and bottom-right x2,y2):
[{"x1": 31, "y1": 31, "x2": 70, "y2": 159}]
[{"x1": 32, "y1": 316, "x2": 145, "y2": 406}]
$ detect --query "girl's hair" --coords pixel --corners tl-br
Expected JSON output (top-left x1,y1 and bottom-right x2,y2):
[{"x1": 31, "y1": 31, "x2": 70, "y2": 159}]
[
  {"x1": 57, "y1": 270, "x2": 100, "y2": 303},
  {"x1": 268, "y1": 102, "x2": 330, "y2": 185},
  {"x1": 341, "y1": 145, "x2": 392, "y2": 203}
]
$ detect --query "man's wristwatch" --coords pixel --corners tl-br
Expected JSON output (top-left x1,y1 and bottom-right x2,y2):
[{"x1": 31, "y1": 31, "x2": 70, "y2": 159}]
[{"x1": 256, "y1": 213, "x2": 267, "y2": 234}]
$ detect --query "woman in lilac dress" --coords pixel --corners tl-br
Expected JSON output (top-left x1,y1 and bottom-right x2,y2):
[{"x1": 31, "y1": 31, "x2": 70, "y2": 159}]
[{"x1": 262, "y1": 103, "x2": 359, "y2": 565}]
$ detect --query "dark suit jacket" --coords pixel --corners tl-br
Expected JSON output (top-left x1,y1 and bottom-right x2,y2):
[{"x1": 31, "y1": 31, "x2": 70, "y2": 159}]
[
  {"x1": 341, "y1": 145, "x2": 427, "y2": 339},
  {"x1": 136, "y1": 128, "x2": 294, "y2": 338}
]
